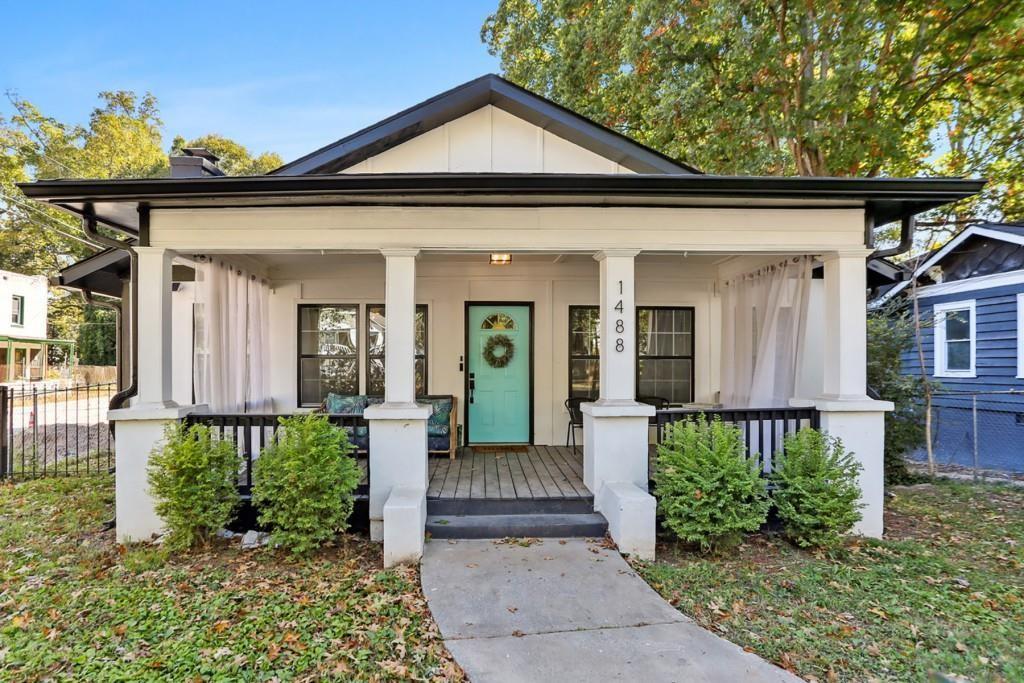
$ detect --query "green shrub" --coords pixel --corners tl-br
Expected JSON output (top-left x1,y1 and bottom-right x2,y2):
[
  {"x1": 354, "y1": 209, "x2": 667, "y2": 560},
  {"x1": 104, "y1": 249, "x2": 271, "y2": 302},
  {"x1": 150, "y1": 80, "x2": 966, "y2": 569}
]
[
  {"x1": 771, "y1": 428, "x2": 863, "y2": 548},
  {"x1": 251, "y1": 414, "x2": 361, "y2": 554},
  {"x1": 654, "y1": 416, "x2": 770, "y2": 552},
  {"x1": 147, "y1": 422, "x2": 241, "y2": 550}
]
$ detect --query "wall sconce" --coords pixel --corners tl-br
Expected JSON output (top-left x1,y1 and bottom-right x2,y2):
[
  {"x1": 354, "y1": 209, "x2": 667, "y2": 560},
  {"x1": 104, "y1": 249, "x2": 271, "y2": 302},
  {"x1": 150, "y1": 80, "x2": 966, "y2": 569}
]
[{"x1": 489, "y1": 253, "x2": 512, "y2": 265}]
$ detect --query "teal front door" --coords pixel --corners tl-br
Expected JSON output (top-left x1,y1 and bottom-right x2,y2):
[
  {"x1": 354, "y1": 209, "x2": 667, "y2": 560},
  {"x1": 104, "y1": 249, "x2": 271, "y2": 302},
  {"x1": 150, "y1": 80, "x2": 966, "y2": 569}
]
[{"x1": 466, "y1": 304, "x2": 531, "y2": 443}]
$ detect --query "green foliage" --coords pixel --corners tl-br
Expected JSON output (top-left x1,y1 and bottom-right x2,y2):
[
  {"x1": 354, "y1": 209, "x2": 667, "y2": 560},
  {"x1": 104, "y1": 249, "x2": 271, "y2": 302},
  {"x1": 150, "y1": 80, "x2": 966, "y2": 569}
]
[
  {"x1": 771, "y1": 428, "x2": 862, "y2": 548},
  {"x1": 867, "y1": 300, "x2": 935, "y2": 483},
  {"x1": 483, "y1": 0, "x2": 1024, "y2": 223},
  {"x1": 147, "y1": 422, "x2": 241, "y2": 550},
  {"x1": 77, "y1": 304, "x2": 117, "y2": 365},
  {"x1": 170, "y1": 133, "x2": 283, "y2": 176},
  {"x1": 252, "y1": 414, "x2": 361, "y2": 554},
  {"x1": 654, "y1": 416, "x2": 769, "y2": 552}
]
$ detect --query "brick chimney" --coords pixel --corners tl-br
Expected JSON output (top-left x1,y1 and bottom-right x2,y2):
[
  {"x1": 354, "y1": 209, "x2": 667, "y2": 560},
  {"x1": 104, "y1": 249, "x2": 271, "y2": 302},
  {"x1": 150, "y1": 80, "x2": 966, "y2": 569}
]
[{"x1": 169, "y1": 147, "x2": 226, "y2": 178}]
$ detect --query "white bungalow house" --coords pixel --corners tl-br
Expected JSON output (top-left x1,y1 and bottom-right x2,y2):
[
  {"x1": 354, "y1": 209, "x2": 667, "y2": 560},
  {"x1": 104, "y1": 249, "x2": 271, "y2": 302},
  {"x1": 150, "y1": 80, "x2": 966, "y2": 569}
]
[{"x1": 24, "y1": 75, "x2": 982, "y2": 565}]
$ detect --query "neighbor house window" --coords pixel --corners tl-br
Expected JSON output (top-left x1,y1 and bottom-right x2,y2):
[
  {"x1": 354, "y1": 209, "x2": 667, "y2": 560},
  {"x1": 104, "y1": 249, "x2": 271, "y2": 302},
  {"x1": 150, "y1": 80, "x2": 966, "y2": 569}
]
[
  {"x1": 934, "y1": 300, "x2": 976, "y2": 377},
  {"x1": 11, "y1": 295, "x2": 24, "y2": 326},
  {"x1": 637, "y1": 307, "x2": 695, "y2": 404},
  {"x1": 1018, "y1": 293, "x2": 1024, "y2": 379},
  {"x1": 367, "y1": 304, "x2": 428, "y2": 396},
  {"x1": 298, "y1": 304, "x2": 359, "y2": 406},
  {"x1": 568, "y1": 306, "x2": 600, "y2": 398}
]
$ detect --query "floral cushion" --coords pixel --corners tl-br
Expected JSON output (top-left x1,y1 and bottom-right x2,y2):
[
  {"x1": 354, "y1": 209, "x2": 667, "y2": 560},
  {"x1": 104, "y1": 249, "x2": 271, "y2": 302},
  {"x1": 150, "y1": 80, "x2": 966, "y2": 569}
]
[
  {"x1": 427, "y1": 424, "x2": 450, "y2": 437},
  {"x1": 421, "y1": 397, "x2": 453, "y2": 429},
  {"x1": 323, "y1": 393, "x2": 368, "y2": 414}
]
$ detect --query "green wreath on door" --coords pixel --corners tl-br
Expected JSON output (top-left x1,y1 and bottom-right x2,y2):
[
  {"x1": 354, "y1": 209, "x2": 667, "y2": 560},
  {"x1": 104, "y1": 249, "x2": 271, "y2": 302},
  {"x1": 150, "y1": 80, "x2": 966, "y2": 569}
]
[{"x1": 482, "y1": 334, "x2": 516, "y2": 368}]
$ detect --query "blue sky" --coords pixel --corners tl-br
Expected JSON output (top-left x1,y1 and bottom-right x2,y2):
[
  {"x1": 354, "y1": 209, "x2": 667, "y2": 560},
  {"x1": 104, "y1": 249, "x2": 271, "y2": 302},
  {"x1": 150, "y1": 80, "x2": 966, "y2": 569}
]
[{"x1": 0, "y1": 1, "x2": 500, "y2": 162}]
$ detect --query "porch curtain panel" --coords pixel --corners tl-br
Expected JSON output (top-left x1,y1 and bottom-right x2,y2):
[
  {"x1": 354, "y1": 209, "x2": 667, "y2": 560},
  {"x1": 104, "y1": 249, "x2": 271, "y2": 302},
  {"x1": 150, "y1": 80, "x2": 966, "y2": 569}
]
[
  {"x1": 720, "y1": 256, "x2": 812, "y2": 408},
  {"x1": 193, "y1": 258, "x2": 271, "y2": 413}
]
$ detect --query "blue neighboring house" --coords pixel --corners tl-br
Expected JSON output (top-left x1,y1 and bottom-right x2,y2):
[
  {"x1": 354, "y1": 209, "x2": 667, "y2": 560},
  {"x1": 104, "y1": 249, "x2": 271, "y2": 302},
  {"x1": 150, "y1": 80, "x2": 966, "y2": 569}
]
[{"x1": 881, "y1": 222, "x2": 1024, "y2": 473}]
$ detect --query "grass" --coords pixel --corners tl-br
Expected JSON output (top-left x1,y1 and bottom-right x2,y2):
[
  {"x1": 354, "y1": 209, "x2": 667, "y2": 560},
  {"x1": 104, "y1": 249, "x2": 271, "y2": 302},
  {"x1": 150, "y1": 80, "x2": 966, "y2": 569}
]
[
  {"x1": 0, "y1": 475, "x2": 463, "y2": 681},
  {"x1": 638, "y1": 480, "x2": 1024, "y2": 682}
]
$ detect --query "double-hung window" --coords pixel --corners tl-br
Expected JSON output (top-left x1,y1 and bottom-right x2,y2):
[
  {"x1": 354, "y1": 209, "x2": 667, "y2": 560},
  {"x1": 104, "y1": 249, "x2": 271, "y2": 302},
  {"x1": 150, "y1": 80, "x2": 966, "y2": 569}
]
[
  {"x1": 11, "y1": 295, "x2": 24, "y2": 326},
  {"x1": 933, "y1": 300, "x2": 976, "y2": 377},
  {"x1": 298, "y1": 304, "x2": 359, "y2": 405},
  {"x1": 367, "y1": 304, "x2": 428, "y2": 396},
  {"x1": 568, "y1": 305, "x2": 695, "y2": 404}
]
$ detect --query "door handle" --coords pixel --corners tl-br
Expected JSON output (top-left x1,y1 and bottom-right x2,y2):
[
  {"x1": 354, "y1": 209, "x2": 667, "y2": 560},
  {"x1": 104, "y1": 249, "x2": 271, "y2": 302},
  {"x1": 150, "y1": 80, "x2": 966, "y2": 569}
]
[{"x1": 469, "y1": 373, "x2": 475, "y2": 404}]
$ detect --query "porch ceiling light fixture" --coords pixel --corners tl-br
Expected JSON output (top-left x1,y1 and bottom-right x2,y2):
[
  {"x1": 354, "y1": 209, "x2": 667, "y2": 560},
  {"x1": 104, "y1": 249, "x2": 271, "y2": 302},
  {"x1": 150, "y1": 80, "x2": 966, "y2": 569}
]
[{"x1": 489, "y1": 253, "x2": 512, "y2": 265}]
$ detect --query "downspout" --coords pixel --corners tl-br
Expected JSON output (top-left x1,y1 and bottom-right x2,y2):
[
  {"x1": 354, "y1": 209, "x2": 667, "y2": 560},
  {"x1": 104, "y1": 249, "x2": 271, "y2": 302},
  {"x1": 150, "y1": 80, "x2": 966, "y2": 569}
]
[
  {"x1": 869, "y1": 214, "x2": 916, "y2": 260},
  {"x1": 82, "y1": 204, "x2": 140, "y2": 412}
]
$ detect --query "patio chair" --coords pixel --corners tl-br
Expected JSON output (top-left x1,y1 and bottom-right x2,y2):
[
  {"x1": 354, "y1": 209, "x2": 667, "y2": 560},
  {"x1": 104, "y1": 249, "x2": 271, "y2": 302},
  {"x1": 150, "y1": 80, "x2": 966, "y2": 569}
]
[{"x1": 565, "y1": 396, "x2": 587, "y2": 448}]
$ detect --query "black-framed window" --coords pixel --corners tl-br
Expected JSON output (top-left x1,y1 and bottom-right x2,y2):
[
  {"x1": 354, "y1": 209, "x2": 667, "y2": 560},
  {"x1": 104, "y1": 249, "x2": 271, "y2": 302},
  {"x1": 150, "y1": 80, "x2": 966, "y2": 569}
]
[
  {"x1": 637, "y1": 307, "x2": 694, "y2": 404},
  {"x1": 11, "y1": 295, "x2": 24, "y2": 326},
  {"x1": 367, "y1": 304, "x2": 428, "y2": 396},
  {"x1": 569, "y1": 306, "x2": 600, "y2": 399},
  {"x1": 298, "y1": 304, "x2": 359, "y2": 406},
  {"x1": 569, "y1": 305, "x2": 695, "y2": 403}
]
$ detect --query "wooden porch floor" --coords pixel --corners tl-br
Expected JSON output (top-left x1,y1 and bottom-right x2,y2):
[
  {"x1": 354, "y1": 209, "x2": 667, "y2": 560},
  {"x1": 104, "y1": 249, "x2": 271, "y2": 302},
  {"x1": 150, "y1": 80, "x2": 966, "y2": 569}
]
[{"x1": 426, "y1": 446, "x2": 658, "y2": 501}]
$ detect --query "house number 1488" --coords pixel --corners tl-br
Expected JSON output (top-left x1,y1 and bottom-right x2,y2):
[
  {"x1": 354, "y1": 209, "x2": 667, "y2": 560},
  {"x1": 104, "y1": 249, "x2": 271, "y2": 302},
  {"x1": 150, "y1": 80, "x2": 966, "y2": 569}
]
[{"x1": 614, "y1": 280, "x2": 624, "y2": 352}]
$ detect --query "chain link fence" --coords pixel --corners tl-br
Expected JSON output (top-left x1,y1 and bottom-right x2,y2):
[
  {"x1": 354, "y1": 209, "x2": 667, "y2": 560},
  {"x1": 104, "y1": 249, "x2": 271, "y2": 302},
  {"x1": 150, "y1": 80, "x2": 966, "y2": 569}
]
[{"x1": 907, "y1": 390, "x2": 1024, "y2": 480}]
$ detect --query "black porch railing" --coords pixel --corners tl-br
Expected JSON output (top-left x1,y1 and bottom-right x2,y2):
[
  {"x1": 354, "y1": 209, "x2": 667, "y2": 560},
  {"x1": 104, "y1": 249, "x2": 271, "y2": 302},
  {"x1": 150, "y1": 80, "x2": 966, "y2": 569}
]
[
  {"x1": 0, "y1": 382, "x2": 116, "y2": 480},
  {"x1": 183, "y1": 413, "x2": 369, "y2": 498},
  {"x1": 655, "y1": 407, "x2": 820, "y2": 474}
]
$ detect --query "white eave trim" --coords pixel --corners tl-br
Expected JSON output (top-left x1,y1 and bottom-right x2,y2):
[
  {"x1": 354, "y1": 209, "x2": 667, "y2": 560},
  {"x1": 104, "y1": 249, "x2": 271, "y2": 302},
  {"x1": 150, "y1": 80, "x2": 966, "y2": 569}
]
[
  {"x1": 914, "y1": 268, "x2": 1024, "y2": 298},
  {"x1": 877, "y1": 225, "x2": 1024, "y2": 304}
]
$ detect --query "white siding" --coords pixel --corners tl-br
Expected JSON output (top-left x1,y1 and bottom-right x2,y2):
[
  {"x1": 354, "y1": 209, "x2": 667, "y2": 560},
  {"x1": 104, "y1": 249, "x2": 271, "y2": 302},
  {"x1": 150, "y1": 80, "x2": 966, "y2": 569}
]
[
  {"x1": 340, "y1": 105, "x2": 633, "y2": 175},
  {"x1": 0, "y1": 270, "x2": 48, "y2": 339}
]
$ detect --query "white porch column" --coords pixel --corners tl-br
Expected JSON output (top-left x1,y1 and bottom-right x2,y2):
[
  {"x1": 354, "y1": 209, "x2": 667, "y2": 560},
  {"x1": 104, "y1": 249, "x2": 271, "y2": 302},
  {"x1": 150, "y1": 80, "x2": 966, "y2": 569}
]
[
  {"x1": 364, "y1": 249, "x2": 430, "y2": 566},
  {"x1": 109, "y1": 247, "x2": 207, "y2": 544},
  {"x1": 583, "y1": 250, "x2": 656, "y2": 559},
  {"x1": 815, "y1": 250, "x2": 892, "y2": 539}
]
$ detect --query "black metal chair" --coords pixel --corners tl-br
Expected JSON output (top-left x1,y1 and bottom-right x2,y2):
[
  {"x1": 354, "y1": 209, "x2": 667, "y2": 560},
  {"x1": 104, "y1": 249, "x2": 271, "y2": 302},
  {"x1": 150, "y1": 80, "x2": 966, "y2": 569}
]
[
  {"x1": 637, "y1": 395, "x2": 669, "y2": 425},
  {"x1": 565, "y1": 397, "x2": 587, "y2": 448}
]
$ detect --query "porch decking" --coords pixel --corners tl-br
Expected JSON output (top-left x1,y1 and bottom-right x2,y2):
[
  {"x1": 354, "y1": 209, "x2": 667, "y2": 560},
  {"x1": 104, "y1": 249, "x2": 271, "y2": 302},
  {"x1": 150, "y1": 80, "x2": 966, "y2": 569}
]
[{"x1": 426, "y1": 446, "x2": 657, "y2": 501}]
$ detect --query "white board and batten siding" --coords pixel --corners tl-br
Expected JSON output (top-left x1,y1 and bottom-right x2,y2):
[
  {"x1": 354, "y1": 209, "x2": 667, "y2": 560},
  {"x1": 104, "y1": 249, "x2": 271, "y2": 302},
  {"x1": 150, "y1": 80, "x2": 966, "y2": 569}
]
[{"x1": 341, "y1": 105, "x2": 636, "y2": 175}]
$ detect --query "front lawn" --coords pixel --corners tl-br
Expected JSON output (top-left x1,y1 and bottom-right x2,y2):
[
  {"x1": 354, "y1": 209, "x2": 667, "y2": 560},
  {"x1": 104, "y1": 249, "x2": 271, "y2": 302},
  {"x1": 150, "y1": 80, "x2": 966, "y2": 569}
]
[
  {"x1": 0, "y1": 475, "x2": 462, "y2": 681},
  {"x1": 639, "y1": 481, "x2": 1024, "y2": 682}
]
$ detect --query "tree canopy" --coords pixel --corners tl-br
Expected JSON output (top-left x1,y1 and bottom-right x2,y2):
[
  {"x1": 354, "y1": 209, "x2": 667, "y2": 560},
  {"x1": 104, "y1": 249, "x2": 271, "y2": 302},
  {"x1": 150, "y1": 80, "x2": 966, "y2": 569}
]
[
  {"x1": 0, "y1": 90, "x2": 281, "y2": 350},
  {"x1": 483, "y1": 0, "x2": 1024, "y2": 230}
]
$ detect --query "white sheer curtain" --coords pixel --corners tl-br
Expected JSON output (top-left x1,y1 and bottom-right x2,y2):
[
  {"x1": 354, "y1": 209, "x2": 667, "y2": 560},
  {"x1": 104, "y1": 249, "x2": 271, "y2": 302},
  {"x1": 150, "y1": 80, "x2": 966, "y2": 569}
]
[
  {"x1": 720, "y1": 256, "x2": 812, "y2": 408},
  {"x1": 193, "y1": 258, "x2": 271, "y2": 412}
]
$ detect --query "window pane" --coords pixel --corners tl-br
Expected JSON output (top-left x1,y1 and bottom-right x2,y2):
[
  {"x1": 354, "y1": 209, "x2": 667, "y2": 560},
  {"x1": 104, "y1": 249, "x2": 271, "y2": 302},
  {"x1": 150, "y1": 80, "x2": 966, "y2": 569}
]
[
  {"x1": 300, "y1": 306, "x2": 357, "y2": 355},
  {"x1": 946, "y1": 340, "x2": 971, "y2": 370},
  {"x1": 367, "y1": 305, "x2": 386, "y2": 356},
  {"x1": 367, "y1": 305, "x2": 427, "y2": 396},
  {"x1": 570, "y1": 359, "x2": 600, "y2": 399},
  {"x1": 945, "y1": 309, "x2": 970, "y2": 341},
  {"x1": 569, "y1": 308, "x2": 600, "y2": 355},
  {"x1": 300, "y1": 357, "x2": 357, "y2": 405},
  {"x1": 638, "y1": 359, "x2": 692, "y2": 404},
  {"x1": 367, "y1": 356, "x2": 385, "y2": 396},
  {"x1": 638, "y1": 308, "x2": 693, "y2": 357},
  {"x1": 415, "y1": 357, "x2": 426, "y2": 396}
]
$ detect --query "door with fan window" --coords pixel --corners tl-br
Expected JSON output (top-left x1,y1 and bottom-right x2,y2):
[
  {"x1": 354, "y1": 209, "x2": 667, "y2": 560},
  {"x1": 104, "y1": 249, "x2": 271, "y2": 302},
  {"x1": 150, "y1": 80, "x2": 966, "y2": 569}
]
[{"x1": 465, "y1": 304, "x2": 531, "y2": 444}]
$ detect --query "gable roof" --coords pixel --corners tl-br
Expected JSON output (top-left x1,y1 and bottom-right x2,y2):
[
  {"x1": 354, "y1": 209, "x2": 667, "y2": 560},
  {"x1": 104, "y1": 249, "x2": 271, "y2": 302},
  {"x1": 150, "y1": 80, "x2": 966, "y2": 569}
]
[
  {"x1": 877, "y1": 222, "x2": 1024, "y2": 302},
  {"x1": 270, "y1": 74, "x2": 700, "y2": 176}
]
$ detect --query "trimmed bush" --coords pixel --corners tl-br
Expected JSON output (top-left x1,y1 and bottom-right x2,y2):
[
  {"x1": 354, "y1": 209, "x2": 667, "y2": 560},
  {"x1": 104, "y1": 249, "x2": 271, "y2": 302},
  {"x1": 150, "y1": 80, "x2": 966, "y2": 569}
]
[
  {"x1": 771, "y1": 428, "x2": 862, "y2": 548},
  {"x1": 654, "y1": 416, "x2": 769, "y2": 552},
  {"x1": 147, "y1": 422, "x2": 241, "y2": 550},
  {"x1": 252, "y1": 414, "x2": 361, "y2": 554}
]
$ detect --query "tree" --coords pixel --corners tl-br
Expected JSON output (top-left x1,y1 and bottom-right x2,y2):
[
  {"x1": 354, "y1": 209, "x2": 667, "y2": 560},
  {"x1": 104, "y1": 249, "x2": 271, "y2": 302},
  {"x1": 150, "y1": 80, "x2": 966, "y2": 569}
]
[
  {"x1": 483, "y1": 0, "x2": 1024, "y2": 227},
  {"x1": 170, "y1": 134, "x2": 283, "y2": 176},
  {"x1": 77, "y1": 305, "x2": 118, "y2": 366},
  {"x1": 1, "y1": 90, "x2": 282, "y2": 369}
]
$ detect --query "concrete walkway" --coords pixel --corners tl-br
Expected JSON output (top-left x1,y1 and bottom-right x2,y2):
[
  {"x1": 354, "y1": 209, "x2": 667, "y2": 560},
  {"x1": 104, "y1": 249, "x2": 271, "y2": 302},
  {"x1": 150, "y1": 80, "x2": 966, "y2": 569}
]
[{"x1": 421, "y1": 538, "x2": 801, "y2": 682}]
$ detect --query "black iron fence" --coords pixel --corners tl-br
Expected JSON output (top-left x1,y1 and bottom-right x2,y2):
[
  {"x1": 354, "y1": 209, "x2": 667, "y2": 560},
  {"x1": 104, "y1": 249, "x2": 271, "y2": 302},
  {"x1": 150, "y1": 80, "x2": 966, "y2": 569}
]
[
  {"x1": 183, "y1": 413, "x2": 370, "y2": 498},
  {"x1": 655, "y1": 406, "x2": 820, "y2": 474},
  {"x1": 0, "y1": 382, "x2": 116, "y2": 480}
]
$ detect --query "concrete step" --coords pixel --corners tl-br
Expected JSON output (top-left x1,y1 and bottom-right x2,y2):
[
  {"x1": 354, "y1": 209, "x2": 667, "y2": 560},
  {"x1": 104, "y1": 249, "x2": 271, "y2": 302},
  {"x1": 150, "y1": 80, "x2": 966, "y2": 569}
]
[
  {"x1": 427, "y1": 497, "x2": 594, "y2": 516},
  {"x1": 426, "y1": 512, "x2": 608, "y2": 539}
]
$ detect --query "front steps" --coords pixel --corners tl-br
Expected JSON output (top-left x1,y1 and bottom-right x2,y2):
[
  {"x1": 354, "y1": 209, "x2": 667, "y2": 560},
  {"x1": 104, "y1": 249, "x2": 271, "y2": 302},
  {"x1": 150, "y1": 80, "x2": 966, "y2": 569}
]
[{"x1": 425, "y1": 497, "x2": 608, "y2": 539}]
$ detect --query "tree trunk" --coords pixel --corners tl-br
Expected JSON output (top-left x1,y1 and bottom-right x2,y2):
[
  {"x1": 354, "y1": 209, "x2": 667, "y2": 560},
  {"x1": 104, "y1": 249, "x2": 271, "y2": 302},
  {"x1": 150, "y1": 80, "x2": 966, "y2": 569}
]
[{"x1": 910, "y1": 273, "x2": 935, "y2": 475}]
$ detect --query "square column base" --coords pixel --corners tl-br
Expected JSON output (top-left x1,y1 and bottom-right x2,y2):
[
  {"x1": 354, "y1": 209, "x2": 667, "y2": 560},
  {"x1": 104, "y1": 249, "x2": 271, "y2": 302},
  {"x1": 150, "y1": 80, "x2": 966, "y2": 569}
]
[
  {"x1": 108, "y1": 404, "x2": 207, "y2": 544},
  {"x1": 597, "y1": 482, "x2": 656, "y2": 560},
  {"x1": 582, "y1": 401, "x2": 656, "y2": 495},
  {"x1": 815, "y1": 398, "x2": 893, "y2": 539},
  {"x1": 366, "y1": 403, "x2": 431, "y2": 548}
]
